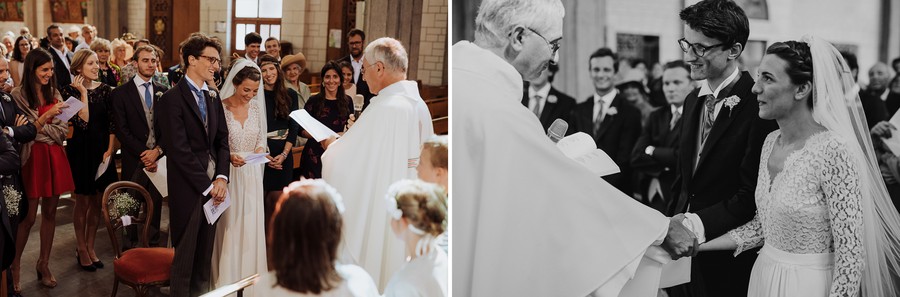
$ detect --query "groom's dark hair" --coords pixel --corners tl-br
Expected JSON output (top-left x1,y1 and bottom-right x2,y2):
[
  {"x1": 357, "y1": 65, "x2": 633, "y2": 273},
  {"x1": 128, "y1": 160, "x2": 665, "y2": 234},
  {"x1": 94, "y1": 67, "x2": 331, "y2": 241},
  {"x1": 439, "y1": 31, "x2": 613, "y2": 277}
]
[
  {"x1": 680, "y1": 0, "x2": 749, "y2": 51},
  {"x1": 179, "y1": 33, "x2": 222, "y2": 71}
]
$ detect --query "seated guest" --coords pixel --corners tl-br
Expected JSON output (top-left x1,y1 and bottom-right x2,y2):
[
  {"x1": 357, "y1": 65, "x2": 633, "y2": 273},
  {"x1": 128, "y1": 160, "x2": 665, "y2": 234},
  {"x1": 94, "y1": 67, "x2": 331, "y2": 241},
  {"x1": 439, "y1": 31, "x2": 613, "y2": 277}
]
[
  {"x1": 260, "y1": 179, "x2": 380, "y2": 297},
  {"x1": 383, "y1": 179, "x2": 448, "y2": 297},
  {"x1": 630, "y1": 60, "x2": 693, "y2": 213}
]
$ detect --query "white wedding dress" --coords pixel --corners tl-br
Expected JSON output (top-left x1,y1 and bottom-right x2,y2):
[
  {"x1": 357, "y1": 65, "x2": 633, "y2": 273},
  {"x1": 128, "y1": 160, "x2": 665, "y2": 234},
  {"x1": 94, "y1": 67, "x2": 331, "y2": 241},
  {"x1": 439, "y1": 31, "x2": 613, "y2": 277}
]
[
  {"x1": 211, "y1": 101, "x2": 269, "y2": 296},
  {"x1": 729, "y1": 130, "x2": 863, "y2": 297}
]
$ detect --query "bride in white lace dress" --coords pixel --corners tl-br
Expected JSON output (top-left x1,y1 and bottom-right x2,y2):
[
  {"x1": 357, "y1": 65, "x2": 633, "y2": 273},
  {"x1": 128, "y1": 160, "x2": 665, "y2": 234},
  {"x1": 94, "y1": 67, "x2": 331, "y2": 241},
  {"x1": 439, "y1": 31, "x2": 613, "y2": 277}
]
[
  {"x1": 700, "y1": 36, "x2": 900, "y2": 297},
  {"x1": 211, "y1": 59, "x2": 269, "y2": 295}
]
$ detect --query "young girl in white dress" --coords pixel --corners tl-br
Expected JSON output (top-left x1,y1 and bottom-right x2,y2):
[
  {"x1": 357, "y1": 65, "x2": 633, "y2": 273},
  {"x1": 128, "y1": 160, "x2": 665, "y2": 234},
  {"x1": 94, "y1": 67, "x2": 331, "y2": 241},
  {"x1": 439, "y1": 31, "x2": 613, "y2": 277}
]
[
  {"x1": 700, "y1": 36, "x2": 900, "y2": 297},
  {"x1": 383, "y1": 179, "x2": 448, "y2": 297},
  {"x1": 259, "y1": 179, "x2": 380, "y2": 297}
]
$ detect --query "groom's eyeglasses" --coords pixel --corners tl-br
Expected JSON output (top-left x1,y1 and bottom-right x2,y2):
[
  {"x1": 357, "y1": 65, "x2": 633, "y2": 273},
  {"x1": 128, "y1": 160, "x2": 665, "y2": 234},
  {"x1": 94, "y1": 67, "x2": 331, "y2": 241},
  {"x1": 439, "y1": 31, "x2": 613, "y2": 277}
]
[
  {"x1": 526, "y1": 27, "x2": 562, "y2": 57},
  {"x1": 678, "y1": 38, "x2": 726, "y2": 57}
]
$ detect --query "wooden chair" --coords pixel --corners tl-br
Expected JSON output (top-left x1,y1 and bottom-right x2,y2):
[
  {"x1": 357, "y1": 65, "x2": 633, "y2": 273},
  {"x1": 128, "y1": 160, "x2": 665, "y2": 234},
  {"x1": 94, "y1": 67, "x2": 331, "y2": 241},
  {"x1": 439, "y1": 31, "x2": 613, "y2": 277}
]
[
  {"x1": 199, "y1": 274, "x2": 260, "y2": 297},
  {"x1": 101, "y1": 181, "x2": 175, "y2": 297}
]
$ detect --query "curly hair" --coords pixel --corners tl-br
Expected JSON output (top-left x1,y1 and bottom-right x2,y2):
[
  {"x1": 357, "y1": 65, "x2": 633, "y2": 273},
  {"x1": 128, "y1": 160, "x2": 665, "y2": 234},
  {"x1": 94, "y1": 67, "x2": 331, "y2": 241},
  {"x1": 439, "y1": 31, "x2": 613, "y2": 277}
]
[{"x1": 680, "y1": 0, "x2": 750, "y2": 51}]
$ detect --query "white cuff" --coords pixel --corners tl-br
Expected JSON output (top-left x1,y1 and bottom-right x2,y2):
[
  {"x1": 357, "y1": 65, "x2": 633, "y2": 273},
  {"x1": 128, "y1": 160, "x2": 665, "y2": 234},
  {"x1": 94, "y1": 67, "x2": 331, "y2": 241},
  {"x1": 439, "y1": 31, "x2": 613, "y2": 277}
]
[
  {"x1": 215, "y1": 174, "x2": 228, "y2": 182},
  {"x1": 681, "y1": 212, "x2": 707, "y2": 244},
  {"x1": 5, "y1": 127, "x2": 13, "y2": 137}
]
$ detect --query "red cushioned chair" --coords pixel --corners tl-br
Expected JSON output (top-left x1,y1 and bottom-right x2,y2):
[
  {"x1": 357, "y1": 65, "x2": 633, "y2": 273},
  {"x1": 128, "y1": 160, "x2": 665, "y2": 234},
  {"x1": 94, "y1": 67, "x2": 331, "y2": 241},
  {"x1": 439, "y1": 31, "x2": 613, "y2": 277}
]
[{"x1": 101, "y1": 181, "x2": 174, "y2": 297}]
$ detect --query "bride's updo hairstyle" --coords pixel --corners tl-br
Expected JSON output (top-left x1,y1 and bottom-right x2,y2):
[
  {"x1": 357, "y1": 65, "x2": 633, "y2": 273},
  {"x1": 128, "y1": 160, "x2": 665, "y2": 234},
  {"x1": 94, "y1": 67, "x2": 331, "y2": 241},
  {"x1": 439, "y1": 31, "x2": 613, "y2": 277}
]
[
  {"x1": 766, "y1": 41, "x2": 814, "y2": 108},
  {"x1": 231, "y1": 65, "x2": 261, "y2": 86}
]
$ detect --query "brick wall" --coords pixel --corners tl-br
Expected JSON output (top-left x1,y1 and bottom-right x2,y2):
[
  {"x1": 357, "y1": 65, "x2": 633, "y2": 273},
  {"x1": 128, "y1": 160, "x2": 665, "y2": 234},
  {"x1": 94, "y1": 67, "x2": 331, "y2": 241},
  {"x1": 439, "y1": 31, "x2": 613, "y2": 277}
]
[{"x1": 416, "y1": 0, "x2": 448, "y2": 86}]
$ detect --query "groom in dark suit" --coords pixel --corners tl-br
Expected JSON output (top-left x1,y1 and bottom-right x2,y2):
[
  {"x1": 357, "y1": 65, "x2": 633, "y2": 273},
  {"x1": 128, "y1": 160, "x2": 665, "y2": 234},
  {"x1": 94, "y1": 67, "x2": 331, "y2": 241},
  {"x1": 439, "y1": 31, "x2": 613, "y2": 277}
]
[
  {"x1": 572, "y1": 48, "x2": 642, "y2": 195},
  {"x1": 664, "y1": 1, "x2": 778, "y2": 296},
  {"x1": 111, "y1": 45, "x2": 168, "y2": 247},
  {"x1": 156, "y1": 34, "x2": 230, "y2": 297}
]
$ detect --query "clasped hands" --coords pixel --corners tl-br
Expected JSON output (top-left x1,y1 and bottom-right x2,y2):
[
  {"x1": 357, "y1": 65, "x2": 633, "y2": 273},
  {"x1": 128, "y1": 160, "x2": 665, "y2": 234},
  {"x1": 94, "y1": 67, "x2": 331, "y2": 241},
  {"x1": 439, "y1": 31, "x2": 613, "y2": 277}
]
[{"x1": 661, "y1": 214, "x2": 700, "y2": 260}]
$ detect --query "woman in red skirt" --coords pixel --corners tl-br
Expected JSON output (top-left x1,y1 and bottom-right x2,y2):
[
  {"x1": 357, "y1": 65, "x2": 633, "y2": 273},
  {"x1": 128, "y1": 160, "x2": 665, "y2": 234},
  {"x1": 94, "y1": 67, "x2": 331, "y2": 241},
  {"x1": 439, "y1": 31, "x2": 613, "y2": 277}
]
[{"x1": 10, "y1": 48, "x2": 73, "y2": 291}]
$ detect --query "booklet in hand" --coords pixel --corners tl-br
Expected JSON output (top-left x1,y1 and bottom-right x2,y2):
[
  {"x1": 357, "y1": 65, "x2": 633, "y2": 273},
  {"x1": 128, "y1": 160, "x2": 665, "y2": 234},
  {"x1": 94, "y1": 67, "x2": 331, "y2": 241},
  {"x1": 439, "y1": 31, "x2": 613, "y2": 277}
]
[
  {"x1": 556, "y1": 132, "x2": 620, "y2": 177},
  {"x1": 55, "y1": 96, "x2": 84, "y2": 122},
  {"x1": 289, "y1": 109, "x2": 340, "y2": 142}
]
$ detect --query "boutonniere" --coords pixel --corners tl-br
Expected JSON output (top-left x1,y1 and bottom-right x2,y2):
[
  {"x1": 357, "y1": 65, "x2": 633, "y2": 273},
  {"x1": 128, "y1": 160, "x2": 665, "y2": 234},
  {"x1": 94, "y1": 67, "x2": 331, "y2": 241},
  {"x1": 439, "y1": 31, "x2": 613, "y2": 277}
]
[
  {"x1": 1, "y1": 94, "x2": 10, "y2": 102},
  {"x1": 606, "y1": 106, "x2": 618, "y2": 116},
  {"x1": 155, "y1": 91, "x2": 163, "y2": 98},
  {"x1": 724, "y1": 95, "x2": 741, "y2": 117},
  {"x1": 547, "y1": 94, "x2": 558, "y2": 103},
  {"x1": 208, "y1": 90, "x2": 218, "y2": 98}
]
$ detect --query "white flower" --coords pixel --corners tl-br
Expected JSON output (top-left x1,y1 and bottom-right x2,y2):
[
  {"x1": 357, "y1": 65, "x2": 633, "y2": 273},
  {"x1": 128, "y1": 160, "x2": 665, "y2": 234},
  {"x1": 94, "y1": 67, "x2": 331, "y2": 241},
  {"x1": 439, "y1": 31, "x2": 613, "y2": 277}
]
[
  {"x1": 3, "y1": 185, "x2": 22, "y2": 217},
  {"x1": 155, "y1": 91, "x2": 163, "y2": 98},
  {"x1": 606, "y1": 106, "x2": 618, "y2": 116},
  {"x1": 1, "y1": 94, "x2": 10, "y2": 102},
  {"x1": 547, "y1": 94, "x2": 558, "y2": 103},
  {"x1": 208, "y1": 90, "x2": 218, "y2": 98},
  {"x1": 284, "y1": 179, "x2": 345, "y2": 214},
  {"x1": 108, "y1": 192, "x2": 140, "y2": 219},
  {"x1": 724, "y1": 95, "x2": 741, "y2": 117}
]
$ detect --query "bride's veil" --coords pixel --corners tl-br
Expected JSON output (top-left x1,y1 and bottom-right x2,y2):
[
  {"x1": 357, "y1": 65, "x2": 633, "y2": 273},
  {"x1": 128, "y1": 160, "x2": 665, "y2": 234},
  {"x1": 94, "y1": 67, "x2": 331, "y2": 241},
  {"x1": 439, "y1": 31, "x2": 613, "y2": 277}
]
[
  {"x1": 219, "y1": 58, "x2": 268, "y2": 153},
  {"x1": 804, "y1": 35, "x2": 900, "y2": 296}
]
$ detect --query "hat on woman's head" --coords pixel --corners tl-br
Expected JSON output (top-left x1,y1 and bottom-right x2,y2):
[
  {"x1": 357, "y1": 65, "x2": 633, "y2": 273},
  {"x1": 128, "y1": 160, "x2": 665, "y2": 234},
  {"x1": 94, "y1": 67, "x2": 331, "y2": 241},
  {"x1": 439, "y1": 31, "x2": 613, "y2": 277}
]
[{"x1": 280, "y1": 53, "x2": 307, "y2": 70}]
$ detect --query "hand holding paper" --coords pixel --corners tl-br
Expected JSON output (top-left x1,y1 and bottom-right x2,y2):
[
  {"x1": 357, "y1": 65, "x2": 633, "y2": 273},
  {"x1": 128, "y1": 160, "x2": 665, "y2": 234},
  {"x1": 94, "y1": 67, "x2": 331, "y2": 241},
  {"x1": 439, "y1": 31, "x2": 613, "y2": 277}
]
[
  {"x1": 55, "y1": 96, "x2": 84, "y2": 122},
  {"x1": 202, "y1": 183, "x2": 231, "y2": 224},
  {"x1": 95, "y1": 155, "x2": 111, "y2": 180},
  {"x1": 556, "y1": 132, "x2": 620, "y2": 176},
  {"x1": 289, "y1": 109, "x2": 340, "y2": 142}
]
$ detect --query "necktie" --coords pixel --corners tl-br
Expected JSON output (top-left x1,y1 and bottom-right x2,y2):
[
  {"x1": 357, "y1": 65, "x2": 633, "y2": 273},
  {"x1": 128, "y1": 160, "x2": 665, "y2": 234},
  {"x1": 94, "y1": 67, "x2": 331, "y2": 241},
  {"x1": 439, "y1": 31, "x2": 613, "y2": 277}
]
[
  {"x1": 700, "y1": 94, "x2": 721, "y2": 144},
  {"x1": 670, "y1": 109, "x2": 681, "y2": 130},
  {"x1": 593, "y1": 101, "x2": 605, "y2": 135},
  {"x1": 532, "y1": 95, "x2": 542, "y2": 117},
  {"x1": 189, "y1": 84, "x2": 207, "y2": 123},
  {"x1": 142, "y1": 82, "x2": 153, "y2": 109}
]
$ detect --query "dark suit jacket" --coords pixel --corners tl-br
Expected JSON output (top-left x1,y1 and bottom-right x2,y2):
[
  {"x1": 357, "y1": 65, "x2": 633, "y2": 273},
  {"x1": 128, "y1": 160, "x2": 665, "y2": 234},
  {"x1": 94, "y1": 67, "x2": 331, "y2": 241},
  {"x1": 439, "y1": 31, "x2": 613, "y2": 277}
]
[
  {"x1": 884, "y1": 92, "x2": 900, "y2": 119},
  {"x1": 668, "y1": 71, "x2": 777, "y2": 296},
  {"x1": 572, "y1": 92, "x2": 641, "y2": 194},
  {"x1": 631, "y1": 105, "x2": 682, "y2": 212},
  {"x1": 111, "y1": 79, "x2": 168, "y2": 181},
  {"x1": 861, "y1": 90, "x2": 888, "y2": 128},
  {"x1": 0, "y1": 135, "x2": 20, "y2": 270},
  {"x1": 339, "y1": 55, "x2": 374, "y2": 110},
  {"x1": 0, "y1": 91, "x2": 37, "y2": 148},
  {"x1": 155, "y1": 79, "x2": 229, "y2": 245},
  {"x1": 49, "y1": 47, "x2": 73, "y2": 89},
  {"x1": 520, "y1": 85, "x2": 577, "y2": 131}
]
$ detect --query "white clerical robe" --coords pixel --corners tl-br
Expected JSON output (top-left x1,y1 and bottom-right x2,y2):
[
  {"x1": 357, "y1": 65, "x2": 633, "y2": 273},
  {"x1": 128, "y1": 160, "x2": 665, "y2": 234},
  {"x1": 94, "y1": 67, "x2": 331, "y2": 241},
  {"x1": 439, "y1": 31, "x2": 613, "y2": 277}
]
[
  {"x1": 321, "y1": 80, "x2": 434, "y2": 289},
  {"x1": 453, "y1": 40, "x2": 671, "y2": 297}
]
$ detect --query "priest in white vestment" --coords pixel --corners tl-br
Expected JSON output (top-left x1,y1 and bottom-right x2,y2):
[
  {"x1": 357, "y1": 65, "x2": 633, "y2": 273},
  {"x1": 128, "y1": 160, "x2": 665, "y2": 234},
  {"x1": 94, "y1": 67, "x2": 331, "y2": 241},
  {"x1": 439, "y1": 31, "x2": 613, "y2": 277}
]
[
  {"x1": 453, "y1": 0, "x2": 699, "y2": 296},
  {"x1": 321, "y1": 37, "x2": 434, "y2": 289}
]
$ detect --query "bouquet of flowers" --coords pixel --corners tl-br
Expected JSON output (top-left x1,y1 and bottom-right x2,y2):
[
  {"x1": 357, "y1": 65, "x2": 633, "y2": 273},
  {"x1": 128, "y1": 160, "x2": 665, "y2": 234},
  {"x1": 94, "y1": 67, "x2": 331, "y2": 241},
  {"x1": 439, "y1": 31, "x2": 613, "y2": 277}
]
[{"x1": 3, "y1": 184, "x2": 22, "y2": 217}]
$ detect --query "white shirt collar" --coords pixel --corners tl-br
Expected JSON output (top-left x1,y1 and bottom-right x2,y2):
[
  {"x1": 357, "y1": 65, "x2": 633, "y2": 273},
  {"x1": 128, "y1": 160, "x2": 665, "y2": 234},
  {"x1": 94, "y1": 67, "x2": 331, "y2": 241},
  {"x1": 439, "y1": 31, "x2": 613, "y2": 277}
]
[
  {"x1": 378, "y1": 80, "x2": 420, "y2": 98},
  {"x1": 593, "y1": 89, "x2": 618, "y2": 105},
  {"x1": 244, "y1": 53, "x2": 257, "y2": 63},
  {"x1": 132, "y1": 74, "x2": 151, "y2": 88},
  {"x1": 183, "y1": 75, "x2": 209, "y2": 93},
  {"x1": 698, "y1": 67, "x2": 740, "y2": 97},
  {"x1": 671, "y1": 104, "x2": 683, "y2": 115},
  {"x1": 529, "y1": 83, "x2": 552, "y2": 100},
  {"x1": 881, "y1": 88, "x2": 890, "y2": 101}
]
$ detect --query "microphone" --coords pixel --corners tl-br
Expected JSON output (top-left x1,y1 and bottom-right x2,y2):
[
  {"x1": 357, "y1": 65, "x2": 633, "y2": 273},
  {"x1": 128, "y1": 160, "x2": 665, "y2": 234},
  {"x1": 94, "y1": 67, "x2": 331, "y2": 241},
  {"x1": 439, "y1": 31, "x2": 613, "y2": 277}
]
[
  {"x1": 352, "y1": 94, "x2": 365, "y2": 119},
  {"x1": 547, "y1": 118, "x2": 568, "y2": 143}
]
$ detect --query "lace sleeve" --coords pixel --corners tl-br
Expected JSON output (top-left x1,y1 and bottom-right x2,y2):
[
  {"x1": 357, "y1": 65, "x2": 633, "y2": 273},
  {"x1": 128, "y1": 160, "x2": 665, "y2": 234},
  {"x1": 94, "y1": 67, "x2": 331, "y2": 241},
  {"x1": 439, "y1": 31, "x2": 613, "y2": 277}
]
[
  {"x1": 728, "y1": 214, "x2": 763, "y2": 256},
  {"x1": 821, "y1": 140, "x2": 864, "y2": 297}
]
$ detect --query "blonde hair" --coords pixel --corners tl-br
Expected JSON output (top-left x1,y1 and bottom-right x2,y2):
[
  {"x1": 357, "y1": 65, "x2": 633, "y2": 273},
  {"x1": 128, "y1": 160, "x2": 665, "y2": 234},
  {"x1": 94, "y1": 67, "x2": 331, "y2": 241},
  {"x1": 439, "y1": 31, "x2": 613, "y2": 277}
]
[
  {"x1": 89, "y1": 38, "x2": 111, "y2": 52},
  {"x1": 70, "y1": 49, "x2": 96, "y2": 76},
  {"x1": 391, "y1": 180, "x2": 447, "y2": 236},
  {"x1": 362, "y1": 37, "x2": 408, "y2": 73},
  {"x1": 422, "y1": 135, "x2": 448, "y2": 170}
]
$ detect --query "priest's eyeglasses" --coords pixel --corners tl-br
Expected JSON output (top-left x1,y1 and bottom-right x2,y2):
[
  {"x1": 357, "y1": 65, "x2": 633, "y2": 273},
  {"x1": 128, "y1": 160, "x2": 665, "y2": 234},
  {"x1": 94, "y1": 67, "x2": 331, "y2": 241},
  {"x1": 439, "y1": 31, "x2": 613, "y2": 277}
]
[
  {"x1": 678, "y1": 38, "x2": 726, "y2": 57},
  {"x1": 526, "y1": 27, "x2": 562, "y2": 57}
]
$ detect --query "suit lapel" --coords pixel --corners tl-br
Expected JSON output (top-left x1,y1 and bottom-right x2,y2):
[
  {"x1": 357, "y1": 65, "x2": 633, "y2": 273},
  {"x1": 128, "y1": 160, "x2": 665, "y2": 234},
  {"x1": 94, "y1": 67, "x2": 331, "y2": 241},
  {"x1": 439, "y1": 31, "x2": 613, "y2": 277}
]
[
  {"x1": 539, "y1": 89, "x2": 556, "y2": 125},
  {"x1": 695, "y1": 73, "x2": 750, "y2": 170},
  {"x1": 179, "y1": 81, "x2": 206, "y2": 133},
  {"x1": 579, "y1": 98, "x2": 594, "y2": 136},
  {"x1": 683, "y1": 91, "x2": 703, "y2": 178},
  {"x1": 594, "y1": 95, "x2": 622, "y2": 140},
  {"x1": 126, "y1": 81, "x2": 150, "y2": 131}
]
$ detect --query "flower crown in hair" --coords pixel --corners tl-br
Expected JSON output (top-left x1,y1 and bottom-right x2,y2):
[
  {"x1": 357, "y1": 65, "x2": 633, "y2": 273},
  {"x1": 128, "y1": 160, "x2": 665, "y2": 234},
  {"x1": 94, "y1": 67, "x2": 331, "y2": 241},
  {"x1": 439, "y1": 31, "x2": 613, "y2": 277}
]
[
  {"x1": 283, "y1": 179, "x2": 345, "y2": 214},
  {"x1": 385, "y1": 179, "x2": 423, "y2": 220}
]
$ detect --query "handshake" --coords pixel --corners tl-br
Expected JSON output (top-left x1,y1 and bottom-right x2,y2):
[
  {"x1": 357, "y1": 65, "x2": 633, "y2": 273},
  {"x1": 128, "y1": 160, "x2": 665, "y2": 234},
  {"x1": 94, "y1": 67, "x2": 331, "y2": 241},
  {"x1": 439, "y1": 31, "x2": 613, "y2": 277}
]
[{"x1": 661, "y1": 213, "x2": 702, "y2": 260}]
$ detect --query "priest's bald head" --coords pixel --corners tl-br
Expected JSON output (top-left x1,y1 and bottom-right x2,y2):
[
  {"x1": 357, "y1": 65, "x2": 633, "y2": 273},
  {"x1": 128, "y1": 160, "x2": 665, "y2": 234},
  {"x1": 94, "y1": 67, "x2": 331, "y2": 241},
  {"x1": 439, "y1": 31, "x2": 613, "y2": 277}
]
[
  {"x1": 474, "y1": 0, "x2": 564, "y2": 81},
  {"x1": 361, "y1": 37, "x2": 408, "y2": 94}
]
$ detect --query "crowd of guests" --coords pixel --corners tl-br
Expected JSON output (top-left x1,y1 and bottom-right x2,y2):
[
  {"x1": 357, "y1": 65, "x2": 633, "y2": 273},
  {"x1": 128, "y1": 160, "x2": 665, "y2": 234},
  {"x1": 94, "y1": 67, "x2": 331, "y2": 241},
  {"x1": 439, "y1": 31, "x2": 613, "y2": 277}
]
[
  {"x1": 0, "y1": 23, "x2": 448, "y2": 297},
  {"x1": 522, "y1": 44, "x2": 900, "y2": 216}
]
